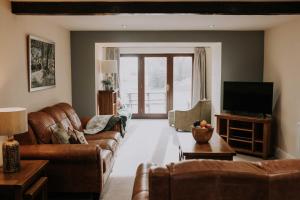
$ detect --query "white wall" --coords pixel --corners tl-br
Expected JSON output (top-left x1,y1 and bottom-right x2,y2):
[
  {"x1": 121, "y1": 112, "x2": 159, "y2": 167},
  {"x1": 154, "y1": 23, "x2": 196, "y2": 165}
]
[
  {"x1": 0, "y1": 0, "x2": 72, "y2": 112},
  {"x1": 264, "y1": 17, "x2": 300, "y2": 158}
]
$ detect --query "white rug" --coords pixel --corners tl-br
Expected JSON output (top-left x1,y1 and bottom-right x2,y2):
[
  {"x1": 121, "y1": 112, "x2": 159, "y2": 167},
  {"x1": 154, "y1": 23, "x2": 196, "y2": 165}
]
[{"x1": 100, "y1": 119, "x2": 262, "y2": 200}]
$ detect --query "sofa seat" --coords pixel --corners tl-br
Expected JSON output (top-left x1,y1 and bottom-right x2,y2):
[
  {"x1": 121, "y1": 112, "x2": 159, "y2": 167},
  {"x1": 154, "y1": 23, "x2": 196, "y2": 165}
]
[
  {"x1": 85, "y1": 131, "x2": 122, "y2": 144},
  {"x1": 88, "y1": 139, "x2": 118, "y2": 155}
]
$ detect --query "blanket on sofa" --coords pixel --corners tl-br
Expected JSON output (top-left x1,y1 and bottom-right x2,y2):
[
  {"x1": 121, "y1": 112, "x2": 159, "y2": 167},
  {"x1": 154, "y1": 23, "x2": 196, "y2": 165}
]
[{"x1": 84, "y1": 115, "x2": 127, "y2": 137}]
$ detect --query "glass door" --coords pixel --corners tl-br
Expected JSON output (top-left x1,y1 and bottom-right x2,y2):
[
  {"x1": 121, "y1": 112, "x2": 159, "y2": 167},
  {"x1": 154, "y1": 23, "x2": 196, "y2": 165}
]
[
  {"x1": 143, "y1": 56, "x2": 168, "y2": 117},
  {"x1": 120, "y1": 54, "x2": 193, "y2": 119},
  {"x1": 119, "y1": 56, "x2": 139, "y2": 114}
]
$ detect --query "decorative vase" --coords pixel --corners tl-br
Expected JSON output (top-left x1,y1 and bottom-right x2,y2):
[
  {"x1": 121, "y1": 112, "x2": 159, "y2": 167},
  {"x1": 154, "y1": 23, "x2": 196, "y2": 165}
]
[{"x1": 3, "y1": 137, "x2": 20, "y2": 173}]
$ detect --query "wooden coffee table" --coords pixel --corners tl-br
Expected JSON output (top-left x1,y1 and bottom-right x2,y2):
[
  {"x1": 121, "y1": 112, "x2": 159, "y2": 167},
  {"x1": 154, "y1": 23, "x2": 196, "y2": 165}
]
[{"x1": 178, "y1": 132, "x2": 236, "y2": 161}]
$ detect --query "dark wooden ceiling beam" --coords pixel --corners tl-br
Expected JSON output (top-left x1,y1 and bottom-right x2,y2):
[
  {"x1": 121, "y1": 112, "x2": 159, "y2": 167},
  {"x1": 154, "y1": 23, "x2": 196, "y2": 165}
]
[{"x1": 11, "y1": 1, "x2": 300, "y2": 15}]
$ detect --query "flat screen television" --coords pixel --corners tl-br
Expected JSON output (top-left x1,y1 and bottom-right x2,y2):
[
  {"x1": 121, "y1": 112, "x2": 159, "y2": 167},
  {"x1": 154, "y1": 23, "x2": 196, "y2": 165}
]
[{"x1": 223, "y1": 81, "x2": 273, "y2": 115}]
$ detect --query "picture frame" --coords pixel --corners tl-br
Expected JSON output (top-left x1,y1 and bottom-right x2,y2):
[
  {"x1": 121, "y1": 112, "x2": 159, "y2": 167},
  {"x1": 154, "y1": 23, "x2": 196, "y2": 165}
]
[{"x1": 28, "y1": 35, "x2": 56, "y2": 92}]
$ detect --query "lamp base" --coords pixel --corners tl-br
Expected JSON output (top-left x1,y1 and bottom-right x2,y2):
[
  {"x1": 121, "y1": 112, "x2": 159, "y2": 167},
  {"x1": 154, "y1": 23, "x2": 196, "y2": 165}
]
[
  {"x1": 2, "y1": 137, "x2": 20, "y2": 173},
  {"x1": 0, "y1": 136, "x2": 5, "y2": 167}
]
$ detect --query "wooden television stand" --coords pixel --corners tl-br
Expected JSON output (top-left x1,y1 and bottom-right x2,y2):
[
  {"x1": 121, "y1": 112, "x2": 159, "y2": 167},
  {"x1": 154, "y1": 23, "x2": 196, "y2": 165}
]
[{"x1": 215, "y1": 113, "x2": 272, "y2": 159}]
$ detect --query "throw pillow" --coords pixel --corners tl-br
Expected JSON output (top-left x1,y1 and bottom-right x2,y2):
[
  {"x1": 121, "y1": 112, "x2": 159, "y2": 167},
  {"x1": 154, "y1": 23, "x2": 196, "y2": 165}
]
[
  {"x1": 74, "y1": 130, "x2": 88, "y2": 144},
  {"x1": 68, "y1": 128, "x2": 80, "y2": 144},
  {"x1": 51, "y1": 125, "x2": 70, "y2": 144}
]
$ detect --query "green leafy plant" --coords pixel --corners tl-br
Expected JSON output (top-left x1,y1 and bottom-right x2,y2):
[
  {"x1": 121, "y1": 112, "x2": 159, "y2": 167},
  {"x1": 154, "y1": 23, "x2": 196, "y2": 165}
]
[{"x1": 102, "y1": 79, "x2": 112, "y2": 90}]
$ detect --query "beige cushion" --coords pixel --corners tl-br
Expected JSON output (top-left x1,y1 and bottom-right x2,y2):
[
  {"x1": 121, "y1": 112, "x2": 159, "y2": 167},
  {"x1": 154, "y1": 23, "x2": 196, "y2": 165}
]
[
  {"x1": 74, "y1": 130, "x2": 88, "y2": 144},
  {"x1": 51, "y1": 125, "x2": 70, "y2": 144}
]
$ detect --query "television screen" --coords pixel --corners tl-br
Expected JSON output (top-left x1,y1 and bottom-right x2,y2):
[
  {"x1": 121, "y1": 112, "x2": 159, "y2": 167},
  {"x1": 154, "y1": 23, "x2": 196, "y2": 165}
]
[{"x1": 223, "y1": 82, "x2": 273, "y2": 115}]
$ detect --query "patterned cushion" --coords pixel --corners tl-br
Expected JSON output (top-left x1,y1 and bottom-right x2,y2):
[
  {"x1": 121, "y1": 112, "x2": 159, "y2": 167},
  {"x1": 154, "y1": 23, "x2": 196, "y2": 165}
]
[
  {"x1": 74, "y1": 130, "x2": 88, "y2": 144},
  {"x1": 51, "y1": 125, "x2": 70, "y2": 144}
]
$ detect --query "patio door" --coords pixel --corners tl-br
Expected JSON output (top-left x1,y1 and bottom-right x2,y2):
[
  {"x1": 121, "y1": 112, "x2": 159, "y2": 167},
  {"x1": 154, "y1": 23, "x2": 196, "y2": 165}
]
[
  {"x1": 141, "y1": 55, "x2": 169, "y2": 118},
  {"x1": 120, "y1": 54, "x2": 193, "y2": 119}
]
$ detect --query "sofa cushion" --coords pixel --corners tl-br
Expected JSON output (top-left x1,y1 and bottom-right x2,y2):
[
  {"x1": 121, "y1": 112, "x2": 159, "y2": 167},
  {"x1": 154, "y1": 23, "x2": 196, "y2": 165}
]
[
  {"x1": 55, "y1": 103, "x2": 83, "y2": 131},
  {"x1": 28, "y1": 111, "x2": 56, "y2": 144},
  {"x1": 85, "y1": 131, "x2": 122, "y2": 143},
  {"x1": 51, "y1": 125, "x2": 71, "y2": 144},
  {"x1": 73, "y1": 130, "x2": 88, "y2": 144},
  {"x1": 88, "y1": 139, "x2": 118, "y2": 154},
  {"x1": 42, "y1": 106, "x2": 74, "y2": 131}
]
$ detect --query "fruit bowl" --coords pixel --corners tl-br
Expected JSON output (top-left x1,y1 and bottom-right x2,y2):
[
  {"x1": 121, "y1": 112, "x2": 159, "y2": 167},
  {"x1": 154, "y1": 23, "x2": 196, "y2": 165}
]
[
  {"x1": 192, "y1": 120, "x2": 214, "y2": 144},
  {"x1": 192, "y1": 127, "x2": 214, "y2": 144}
]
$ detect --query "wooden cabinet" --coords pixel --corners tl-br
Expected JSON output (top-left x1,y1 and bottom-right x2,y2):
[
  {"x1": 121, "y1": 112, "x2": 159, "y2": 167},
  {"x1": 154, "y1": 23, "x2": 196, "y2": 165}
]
[
  {"x1": 215, "y1": 113, "x2": 272, "y2": 159},
  {"x1": 0, "y1": 160, "x2": 48, "y2": 200},
  {"x1": 98, "y1": 90, "x2": 117, "y2": 115}
]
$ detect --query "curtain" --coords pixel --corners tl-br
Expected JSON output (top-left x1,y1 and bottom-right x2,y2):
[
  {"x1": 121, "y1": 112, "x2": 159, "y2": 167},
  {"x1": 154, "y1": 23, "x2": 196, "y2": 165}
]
[
  {"x1": 105, "y1": 47, "x2": 120, "y2": 89},
  {"x1": 192, "y1": 47, "x2": 207, "y2": 106}
]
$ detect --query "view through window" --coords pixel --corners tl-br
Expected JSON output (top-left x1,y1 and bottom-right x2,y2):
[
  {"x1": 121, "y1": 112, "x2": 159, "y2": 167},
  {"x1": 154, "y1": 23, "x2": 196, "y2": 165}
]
[
  {"x1": 119, "y1": 57, "x2": 138, "y2": 113},
  {"x1": 173, "y1": 57, "x2": 193, "y2": 110},
  {"x1": 120, "y1": 54, "x2": 193, "y2": 117},
  {"x1": 144, "y1": 57, "x2": 167, "y2": 114}
]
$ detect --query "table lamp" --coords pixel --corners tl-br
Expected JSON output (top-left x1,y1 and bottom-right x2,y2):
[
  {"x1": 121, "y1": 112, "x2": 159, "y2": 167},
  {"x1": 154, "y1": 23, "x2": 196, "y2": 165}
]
[
  {"x1": 100, "y1": 60, "x2": 118, "y2": 90},
  {"x1": 0, "y1": 107, "x2": 27, "y2": 173}
]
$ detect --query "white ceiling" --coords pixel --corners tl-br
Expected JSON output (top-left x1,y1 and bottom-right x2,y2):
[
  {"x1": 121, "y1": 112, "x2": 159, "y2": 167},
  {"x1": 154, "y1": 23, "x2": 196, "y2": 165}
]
[{"x1": 29, "y1": 14, "x2": 300, "y2": 31}]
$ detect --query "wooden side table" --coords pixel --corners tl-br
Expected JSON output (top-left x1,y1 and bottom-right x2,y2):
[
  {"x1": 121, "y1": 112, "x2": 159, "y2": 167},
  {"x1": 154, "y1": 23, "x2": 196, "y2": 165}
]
[
  {"x1": 0, "y1": 160, "x2": 49, "y2": 200},
  {"x1": 98, "y1": 90, "x2": 117, "y2": 115}
]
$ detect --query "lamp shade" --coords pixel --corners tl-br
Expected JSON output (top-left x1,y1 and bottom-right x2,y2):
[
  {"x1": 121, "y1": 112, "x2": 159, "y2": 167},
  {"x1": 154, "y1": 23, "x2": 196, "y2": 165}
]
[
  {"x1": 0, "y1": 107, "x2": 28, "y2": 136},
  {"x1": 101, "y1": 60, "x2": 118, "y2": 74}
]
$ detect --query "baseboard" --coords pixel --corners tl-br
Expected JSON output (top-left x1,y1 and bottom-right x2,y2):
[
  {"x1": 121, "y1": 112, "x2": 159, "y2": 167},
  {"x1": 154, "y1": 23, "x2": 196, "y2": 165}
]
[{"x1": 275, "y1": 147, "x2": 295, "y2": 159}]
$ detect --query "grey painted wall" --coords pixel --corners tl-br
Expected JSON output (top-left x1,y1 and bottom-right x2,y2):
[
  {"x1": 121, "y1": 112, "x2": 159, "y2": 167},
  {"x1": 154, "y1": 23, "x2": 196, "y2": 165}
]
[{"x1": 71, "y1": 31, "x2": 264, "y2": 117}]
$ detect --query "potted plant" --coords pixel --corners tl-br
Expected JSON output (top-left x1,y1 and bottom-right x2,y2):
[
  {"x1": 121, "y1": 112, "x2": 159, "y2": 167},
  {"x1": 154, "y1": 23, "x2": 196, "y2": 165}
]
[{"x1": 102, "y1": 79, "x2": 112, "y2": 91}]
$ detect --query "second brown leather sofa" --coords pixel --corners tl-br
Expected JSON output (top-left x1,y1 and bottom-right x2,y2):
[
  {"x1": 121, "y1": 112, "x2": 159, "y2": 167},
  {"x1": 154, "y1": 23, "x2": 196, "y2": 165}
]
[
  {"x1": 15, "y1": 102, "x2": 122, "y2": 199},
  {"x1": 132, "y1": 159, "x2": 300, "y2": 200}
]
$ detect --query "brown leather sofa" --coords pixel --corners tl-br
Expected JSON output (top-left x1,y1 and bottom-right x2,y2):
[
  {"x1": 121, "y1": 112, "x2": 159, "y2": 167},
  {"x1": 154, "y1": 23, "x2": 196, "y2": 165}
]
[
  {"x1": 15, "y1": 103, "x2": 122, "y2": 199},
  {"x1": 132, "y1": 159, "x2": 300, "y2": 200}
]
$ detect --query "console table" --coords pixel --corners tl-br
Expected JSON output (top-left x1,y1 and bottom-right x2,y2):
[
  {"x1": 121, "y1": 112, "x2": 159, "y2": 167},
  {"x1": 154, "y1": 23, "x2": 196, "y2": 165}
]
[
  {"x1": 0, "y1": 160, "x2": 48, "y2": 200},
  {"x1": 216, "y1": 113, "x2": 272, "y2": 159}
]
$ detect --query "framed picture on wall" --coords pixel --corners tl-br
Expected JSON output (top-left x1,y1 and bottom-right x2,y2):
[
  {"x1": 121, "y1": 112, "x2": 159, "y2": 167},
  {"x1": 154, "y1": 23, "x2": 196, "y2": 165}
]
[{"x1": 28, "y1": 35, "x2": 55, "y2": 92}]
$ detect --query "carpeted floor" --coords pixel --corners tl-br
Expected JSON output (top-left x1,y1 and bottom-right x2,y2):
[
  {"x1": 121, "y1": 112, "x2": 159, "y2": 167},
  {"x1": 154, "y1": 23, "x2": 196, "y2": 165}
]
[
  {"x1": 50, "y1": 119, "x2": 262, "y2": 200},
  {"x1": 100, "y1": 119, "x2": 262, "y2": 200}
]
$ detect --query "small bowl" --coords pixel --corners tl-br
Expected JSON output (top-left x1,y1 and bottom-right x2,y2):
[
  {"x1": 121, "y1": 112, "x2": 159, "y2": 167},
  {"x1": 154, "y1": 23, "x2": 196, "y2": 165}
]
[{"x1": 192, "y1": 127, "x2": 214, "y2": 144}]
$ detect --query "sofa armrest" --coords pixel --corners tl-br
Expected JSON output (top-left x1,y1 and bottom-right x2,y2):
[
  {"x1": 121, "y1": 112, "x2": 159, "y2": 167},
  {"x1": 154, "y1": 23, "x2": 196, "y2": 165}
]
[
  {"x1": 20, "y1": 144, "x2": 101, "y2": 162},
  {"x1": 20, "y1": 144, "x2": 105, "y2": 194},
  {"x1": 132, "y1": 163, "x2": 152, "y2": 200}
]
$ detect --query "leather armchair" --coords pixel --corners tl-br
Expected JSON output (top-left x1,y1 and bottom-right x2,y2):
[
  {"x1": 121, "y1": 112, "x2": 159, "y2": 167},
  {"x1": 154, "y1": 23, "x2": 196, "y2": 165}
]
[{"x1": 171, "y1": 100, "x2": 211, "y2": 131}]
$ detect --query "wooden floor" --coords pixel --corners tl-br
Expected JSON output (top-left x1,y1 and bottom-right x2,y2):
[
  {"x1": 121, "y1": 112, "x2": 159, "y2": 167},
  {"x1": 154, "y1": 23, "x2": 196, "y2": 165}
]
[{"x1": 50, "y1": 119, "x2": 262, "y2": 200}]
